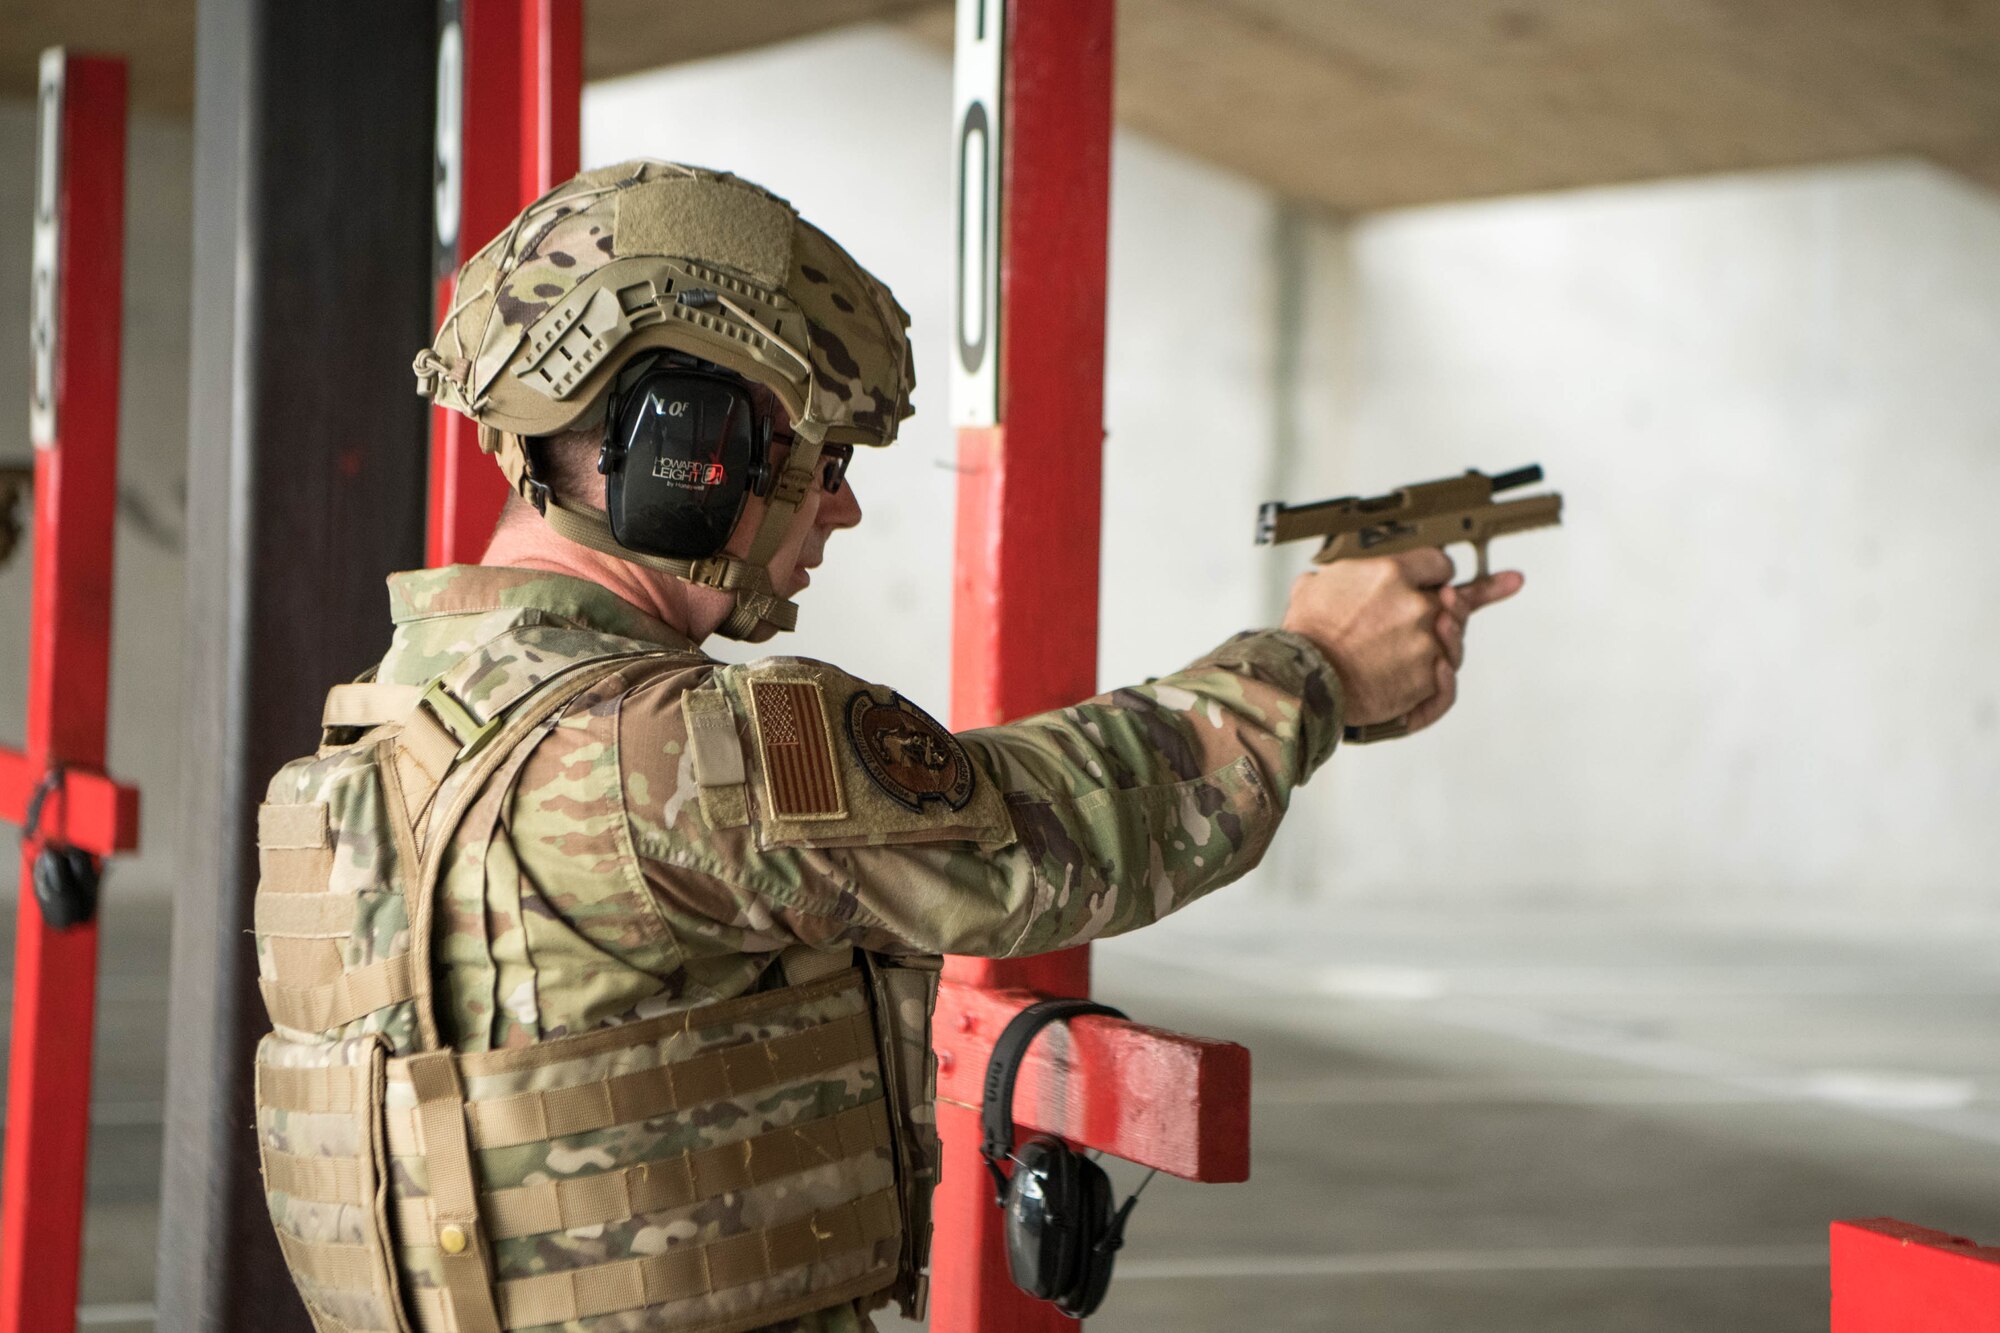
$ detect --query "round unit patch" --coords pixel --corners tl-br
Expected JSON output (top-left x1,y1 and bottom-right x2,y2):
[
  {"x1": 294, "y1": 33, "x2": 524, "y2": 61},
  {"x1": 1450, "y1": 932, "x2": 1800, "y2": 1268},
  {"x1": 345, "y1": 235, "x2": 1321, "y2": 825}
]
[{"x1": 846, "y1": 689, "x2": 976, "y2": 812}]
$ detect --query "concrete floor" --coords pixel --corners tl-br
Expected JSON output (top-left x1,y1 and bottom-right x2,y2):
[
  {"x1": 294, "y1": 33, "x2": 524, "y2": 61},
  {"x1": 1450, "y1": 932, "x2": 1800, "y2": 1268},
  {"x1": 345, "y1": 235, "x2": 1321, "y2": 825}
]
[{"x1": 10, "y1": 894, "x2": 2000, "y2": 1330}]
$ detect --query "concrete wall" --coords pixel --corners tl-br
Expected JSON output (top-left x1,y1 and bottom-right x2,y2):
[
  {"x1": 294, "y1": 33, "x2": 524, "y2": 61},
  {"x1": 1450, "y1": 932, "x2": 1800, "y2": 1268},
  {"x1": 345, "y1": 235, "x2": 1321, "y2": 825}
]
[
  {"x1": 1278, "y1": 160, "x2": 2000, "y2": 911},
  {"x1": 0, "y1": 101, "x2": 191, "y2": 899}
]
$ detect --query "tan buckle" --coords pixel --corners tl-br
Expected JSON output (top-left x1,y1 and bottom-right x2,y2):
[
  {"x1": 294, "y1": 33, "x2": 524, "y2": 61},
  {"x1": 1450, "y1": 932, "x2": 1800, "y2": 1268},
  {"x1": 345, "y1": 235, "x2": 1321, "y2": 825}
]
[
  {"x1": 770, "y1": 464, "x2": 814, "y2": 507},
  {"x1": 419, "y1": 675, "x2": 483, "y2": 748},
  {"x1": 685, "y1": 556, "x2": 735, "y2": 590}
]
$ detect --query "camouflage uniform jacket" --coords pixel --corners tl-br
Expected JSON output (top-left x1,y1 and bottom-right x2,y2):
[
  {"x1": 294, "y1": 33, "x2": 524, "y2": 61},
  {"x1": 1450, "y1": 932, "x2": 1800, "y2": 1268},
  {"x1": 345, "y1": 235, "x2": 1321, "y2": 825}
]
[{"x1": 372, "y1": 563, "x2": 1344, "y2": 1330}]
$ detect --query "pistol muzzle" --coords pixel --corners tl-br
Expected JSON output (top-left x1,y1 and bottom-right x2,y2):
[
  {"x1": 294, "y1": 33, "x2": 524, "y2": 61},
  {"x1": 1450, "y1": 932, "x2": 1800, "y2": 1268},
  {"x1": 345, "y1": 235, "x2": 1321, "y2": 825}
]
[{"x1": 1488, "y1": 464, "x2": 1544, "y2": 493}]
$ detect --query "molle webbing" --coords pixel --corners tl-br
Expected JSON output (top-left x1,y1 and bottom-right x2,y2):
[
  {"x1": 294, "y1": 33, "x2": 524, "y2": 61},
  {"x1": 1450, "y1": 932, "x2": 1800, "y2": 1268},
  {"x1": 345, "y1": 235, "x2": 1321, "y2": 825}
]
[
  {"x1": 383, "y1": 968, "x2": 899, "y2": 1332},
  {"x1": 262, "y1": 956, "x2": 417, "y2": 1033},
  {"x1": 254, "y1": 1037, "x2": 406, "y2": 1333},
  {"x1": 410, "y1": 1189, "x2": 901, "y2": 1330},
  {"x1": 384, "y1": 1010, "x2": 871, "y2": 1153},
  {"x1": 256, "y1": 890, "x2": 375, "y2": 939},
  {"x1": 393, "y1": 1099, "x2": 892, "y2": 1243}
]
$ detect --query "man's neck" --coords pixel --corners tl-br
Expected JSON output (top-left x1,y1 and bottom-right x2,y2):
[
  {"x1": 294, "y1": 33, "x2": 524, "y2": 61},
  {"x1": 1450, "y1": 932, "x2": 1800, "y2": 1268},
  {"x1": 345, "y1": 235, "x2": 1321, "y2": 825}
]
[{"x1": 479, "y1": 519, "x2": 727, "y2": 642}]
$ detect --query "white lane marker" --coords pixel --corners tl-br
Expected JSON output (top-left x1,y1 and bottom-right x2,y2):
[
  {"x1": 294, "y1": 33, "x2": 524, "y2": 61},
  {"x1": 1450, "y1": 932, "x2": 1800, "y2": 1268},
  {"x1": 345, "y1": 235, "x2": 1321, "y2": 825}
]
[
  {"x1": 1798, "y1": 1070, "x2": 1976, "y2": 1111},
  {"x1": 1117, "y1": 1243, "x2": 1827, "y2": 1281},
  {"x1": 1315, "y1": 966, "x2": 1450, "y2": 1001},
  {"x1": 1107, "y1": 941, "x2": 2000, "y2": 1147},
  {"x1": 1254, "y1": 1076, "x2": 1786, "y2": 1106},
  {"x1": 1422, "y1": 998, "x2": 2000, "y2": 1146}
]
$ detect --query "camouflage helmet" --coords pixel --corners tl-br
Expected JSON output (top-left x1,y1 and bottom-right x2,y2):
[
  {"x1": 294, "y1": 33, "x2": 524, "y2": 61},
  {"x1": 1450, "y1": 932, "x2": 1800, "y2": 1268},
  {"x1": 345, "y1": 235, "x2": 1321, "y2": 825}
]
[{"x1": 414, "y1": 160, "x2": 916, "y2": 641}]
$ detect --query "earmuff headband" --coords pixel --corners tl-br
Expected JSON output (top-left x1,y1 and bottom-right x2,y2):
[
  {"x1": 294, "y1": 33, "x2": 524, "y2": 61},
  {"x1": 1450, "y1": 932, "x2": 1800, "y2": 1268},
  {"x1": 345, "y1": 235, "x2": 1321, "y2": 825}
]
[{"x1": 979, "y1": 999, "x2": 1128, "y2": 1205}]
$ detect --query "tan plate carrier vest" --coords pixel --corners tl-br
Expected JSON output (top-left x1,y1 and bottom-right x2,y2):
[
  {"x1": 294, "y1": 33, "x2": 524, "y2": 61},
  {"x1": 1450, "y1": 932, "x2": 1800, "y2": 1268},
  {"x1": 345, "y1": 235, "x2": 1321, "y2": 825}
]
[{"x1": 250, "y1": 628, "x2": 940, "y2": 1333}]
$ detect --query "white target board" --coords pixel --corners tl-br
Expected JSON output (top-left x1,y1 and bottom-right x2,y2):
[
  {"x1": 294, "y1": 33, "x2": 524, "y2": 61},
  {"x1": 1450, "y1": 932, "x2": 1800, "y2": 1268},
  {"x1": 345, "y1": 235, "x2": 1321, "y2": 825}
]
[
  {"x1": 30, "y1": 49, "x2": 64, "y2": 450},
  {"x1": 433, "y1": 0, "x2": 465, "y2": 278},
  {"x1": 950, "y1": 0, "x2": 1004, "y2": 428}
]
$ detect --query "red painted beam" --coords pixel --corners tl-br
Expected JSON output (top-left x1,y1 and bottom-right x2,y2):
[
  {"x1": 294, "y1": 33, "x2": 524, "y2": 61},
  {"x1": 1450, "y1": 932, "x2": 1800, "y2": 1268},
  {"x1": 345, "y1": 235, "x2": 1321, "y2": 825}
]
[
  {"x1": 1832, "y1": 1219, "x2": 2000, "y2": 1332},
  {"x1": 935, "y1": 984, "x2": 1252, "y2": 1183},
  {"x1": 0, "y1": 50, "x2": 129, "y2": 1333},
  {"x1": 0, "y1": 749, "x2": 138, "y2": 858}
]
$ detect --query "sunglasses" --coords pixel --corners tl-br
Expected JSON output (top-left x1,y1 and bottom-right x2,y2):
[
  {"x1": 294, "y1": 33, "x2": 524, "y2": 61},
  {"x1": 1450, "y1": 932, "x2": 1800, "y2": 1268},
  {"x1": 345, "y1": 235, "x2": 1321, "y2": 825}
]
[{"x1": 770, "y1": 431, "x2": 855, "y2": 495}]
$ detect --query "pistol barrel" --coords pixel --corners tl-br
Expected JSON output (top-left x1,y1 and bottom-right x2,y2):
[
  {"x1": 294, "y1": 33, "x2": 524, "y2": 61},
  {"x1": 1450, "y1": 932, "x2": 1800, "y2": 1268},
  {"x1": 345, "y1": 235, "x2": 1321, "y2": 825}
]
[{"x1": 1488, "y1": 464, "x2": 1543, "y2": 494}]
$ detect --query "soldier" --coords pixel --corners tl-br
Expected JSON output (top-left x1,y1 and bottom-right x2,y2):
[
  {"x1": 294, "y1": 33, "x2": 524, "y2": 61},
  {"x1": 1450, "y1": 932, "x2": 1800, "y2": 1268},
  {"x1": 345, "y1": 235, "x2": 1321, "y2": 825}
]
[{"x1": 247, "y1": 161, "x2": 1520, "y2": 1333}]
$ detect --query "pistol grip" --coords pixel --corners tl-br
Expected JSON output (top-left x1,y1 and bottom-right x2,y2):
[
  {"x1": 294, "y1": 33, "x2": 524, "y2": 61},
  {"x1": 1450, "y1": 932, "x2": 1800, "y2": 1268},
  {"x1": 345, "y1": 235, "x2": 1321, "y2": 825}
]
[{"x1": 1343, "y1": 718, "x2": 1411, "y2": 744}]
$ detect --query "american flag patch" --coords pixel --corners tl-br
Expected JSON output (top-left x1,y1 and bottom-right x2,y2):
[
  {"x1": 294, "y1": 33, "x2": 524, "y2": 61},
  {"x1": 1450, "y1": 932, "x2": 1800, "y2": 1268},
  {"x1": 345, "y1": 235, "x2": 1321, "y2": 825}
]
[{"x1": 751, "y1": 680, "x2": 845, "y2": 820}]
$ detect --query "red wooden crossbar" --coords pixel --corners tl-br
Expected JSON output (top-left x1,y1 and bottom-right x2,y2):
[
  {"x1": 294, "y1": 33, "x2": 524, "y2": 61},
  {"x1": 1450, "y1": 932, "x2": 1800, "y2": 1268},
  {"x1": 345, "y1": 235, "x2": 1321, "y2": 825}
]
[
  {"x1": 935, "y1": 985, "x2": 1252, "y2": 1184},
  {"x1": 427, "y1": 0, "x2": 580, "y2": 567},
  {"x1": 0, "y1": 752, "x2": 137, "y2": 860},
  {"x1": 1831, "y1": 1219, "x2": 2000, "y2": 1332},
  {"x1": 0, "y1": 50, "x2": 140, "y2": 1333},
  {"x1": 931, "y1": 2, "x2": 1254, "y2": 1329}
]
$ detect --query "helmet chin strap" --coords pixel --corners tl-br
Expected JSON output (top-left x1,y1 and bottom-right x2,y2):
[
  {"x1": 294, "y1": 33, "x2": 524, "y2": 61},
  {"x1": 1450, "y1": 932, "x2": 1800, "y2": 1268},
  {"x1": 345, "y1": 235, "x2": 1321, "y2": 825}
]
[{"x1": 482, "y1": 425, "x2": 819, "y2": 641}]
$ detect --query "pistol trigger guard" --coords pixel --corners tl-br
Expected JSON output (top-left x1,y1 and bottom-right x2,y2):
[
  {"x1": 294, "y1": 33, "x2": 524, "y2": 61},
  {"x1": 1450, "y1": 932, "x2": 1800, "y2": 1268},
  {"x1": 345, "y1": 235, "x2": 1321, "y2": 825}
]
[{"x1": 1473, "y1": 539, "x2": 1491, "y2": 582}]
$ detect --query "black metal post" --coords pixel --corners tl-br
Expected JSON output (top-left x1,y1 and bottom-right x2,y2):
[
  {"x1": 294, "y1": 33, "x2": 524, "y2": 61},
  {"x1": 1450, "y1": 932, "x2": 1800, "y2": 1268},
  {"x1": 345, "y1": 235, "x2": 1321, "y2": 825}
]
[{"x1": 158, "y1": 1, "x2": 435, "y2": 1327}]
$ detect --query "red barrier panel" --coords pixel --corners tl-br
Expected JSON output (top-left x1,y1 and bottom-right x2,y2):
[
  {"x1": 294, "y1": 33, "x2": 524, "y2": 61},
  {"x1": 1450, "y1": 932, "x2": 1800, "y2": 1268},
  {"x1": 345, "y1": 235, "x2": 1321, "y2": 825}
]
[
  {"x1": 1832, "y1": 1219, "x2": 2000, "y2": 1333},
  {"x1": 0, "y1": 49, "x2": 141, "y2": 1333}
]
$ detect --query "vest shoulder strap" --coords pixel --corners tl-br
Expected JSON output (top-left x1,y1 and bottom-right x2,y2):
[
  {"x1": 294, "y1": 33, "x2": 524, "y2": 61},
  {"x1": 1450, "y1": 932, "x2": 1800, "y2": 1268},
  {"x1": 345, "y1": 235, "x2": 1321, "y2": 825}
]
[{"x1": 399, "y1": 650, "x2": 666, "y2": 1053}]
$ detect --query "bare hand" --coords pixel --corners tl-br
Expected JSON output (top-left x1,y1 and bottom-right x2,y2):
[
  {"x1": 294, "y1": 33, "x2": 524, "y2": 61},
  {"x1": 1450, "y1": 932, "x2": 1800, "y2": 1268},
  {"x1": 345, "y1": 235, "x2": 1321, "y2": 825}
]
[{"x1": 1280, "y1": 551, "x2": 1524, "y2": 732}]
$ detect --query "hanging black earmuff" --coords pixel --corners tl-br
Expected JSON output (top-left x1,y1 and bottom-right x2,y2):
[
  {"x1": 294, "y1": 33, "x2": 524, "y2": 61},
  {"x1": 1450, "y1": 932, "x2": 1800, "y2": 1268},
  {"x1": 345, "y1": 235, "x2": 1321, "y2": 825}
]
[
  {"x1": 981, "y1": 999, "x2": 1155, "y2": 1319},
  {"x1": 23, "y1": 768, "x2": 100, "y2": 931},
  {"x1": 596, "y1": 354, "x2": 777, "y2": 561}
]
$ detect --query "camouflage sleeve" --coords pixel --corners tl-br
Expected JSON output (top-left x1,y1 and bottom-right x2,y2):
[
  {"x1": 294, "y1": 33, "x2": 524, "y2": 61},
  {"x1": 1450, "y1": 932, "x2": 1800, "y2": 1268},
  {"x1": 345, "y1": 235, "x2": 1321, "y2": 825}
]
[{"x1": 619, "y1": 630, "x2": 1341, "y2": 964}]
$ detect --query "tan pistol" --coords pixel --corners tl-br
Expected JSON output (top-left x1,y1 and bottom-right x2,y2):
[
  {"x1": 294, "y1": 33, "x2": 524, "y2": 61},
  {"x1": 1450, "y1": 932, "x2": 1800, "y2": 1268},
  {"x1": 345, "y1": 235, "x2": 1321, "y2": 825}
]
[{"x1": 1257, "y1": 464, "x2": 1562, "y2": 743}]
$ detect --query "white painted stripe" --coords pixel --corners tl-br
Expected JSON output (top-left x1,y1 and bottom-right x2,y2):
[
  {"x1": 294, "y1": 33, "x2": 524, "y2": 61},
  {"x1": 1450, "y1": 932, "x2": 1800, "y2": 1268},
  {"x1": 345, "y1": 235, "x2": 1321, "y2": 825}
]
[
  {"x1": 1107, "y1": 942, "x2": 2000, "y2": 1148},
  {"x1": 1423, "y1": 998, "x2": 2000, "y2": 1147},
  {"x1": 1117, "y1": 1243, "x2": 1827, "y2": 1281},
  {"x1": 1253, "y1": 1077, "x2": 1788, "y2": 1106}
]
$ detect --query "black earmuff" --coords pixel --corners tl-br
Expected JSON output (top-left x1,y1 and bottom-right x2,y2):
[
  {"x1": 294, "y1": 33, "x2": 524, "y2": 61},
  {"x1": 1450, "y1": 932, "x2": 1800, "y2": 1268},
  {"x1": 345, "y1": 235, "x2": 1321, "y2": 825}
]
[
  {"x1": 981, "y1": 999, "x2": 1153, "y2": 1319},
  {"x1": 23, "y1": 769, "x2": 100, "y2": 930},
  {"x1": 596, "y1": 356, "x2": 777, "y2": 561}
]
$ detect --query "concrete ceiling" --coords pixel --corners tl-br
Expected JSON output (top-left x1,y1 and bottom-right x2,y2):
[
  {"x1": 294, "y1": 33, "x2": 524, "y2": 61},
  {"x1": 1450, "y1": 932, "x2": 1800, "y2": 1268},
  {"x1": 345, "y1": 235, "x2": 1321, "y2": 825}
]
[{"x1": 7, "y1": 0, "x2": 1998, "y2": 212}]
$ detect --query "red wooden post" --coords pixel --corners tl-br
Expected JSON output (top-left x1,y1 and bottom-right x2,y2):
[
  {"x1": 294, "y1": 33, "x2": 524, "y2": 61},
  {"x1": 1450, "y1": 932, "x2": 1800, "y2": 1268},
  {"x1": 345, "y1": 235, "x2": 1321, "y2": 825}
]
[
  {"x1": 0, "y1": 49, "x2": 141, "y2": 1333},
  {"x1": 426, "y1": 0, "x2": 580, "y2": 566},
  {"x1": 1831, "y1": 1219, "x2": 2000, "y2": 1332},
  {"x1": 429, "y1": 0, "x2": 524, "y2": 566},
  {"x1": 519, "y1": 0, "x2": 581, "y2": 201},
  {"x1": 932, "y1": 2, "x2": 1251, "y2": 1328}
]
